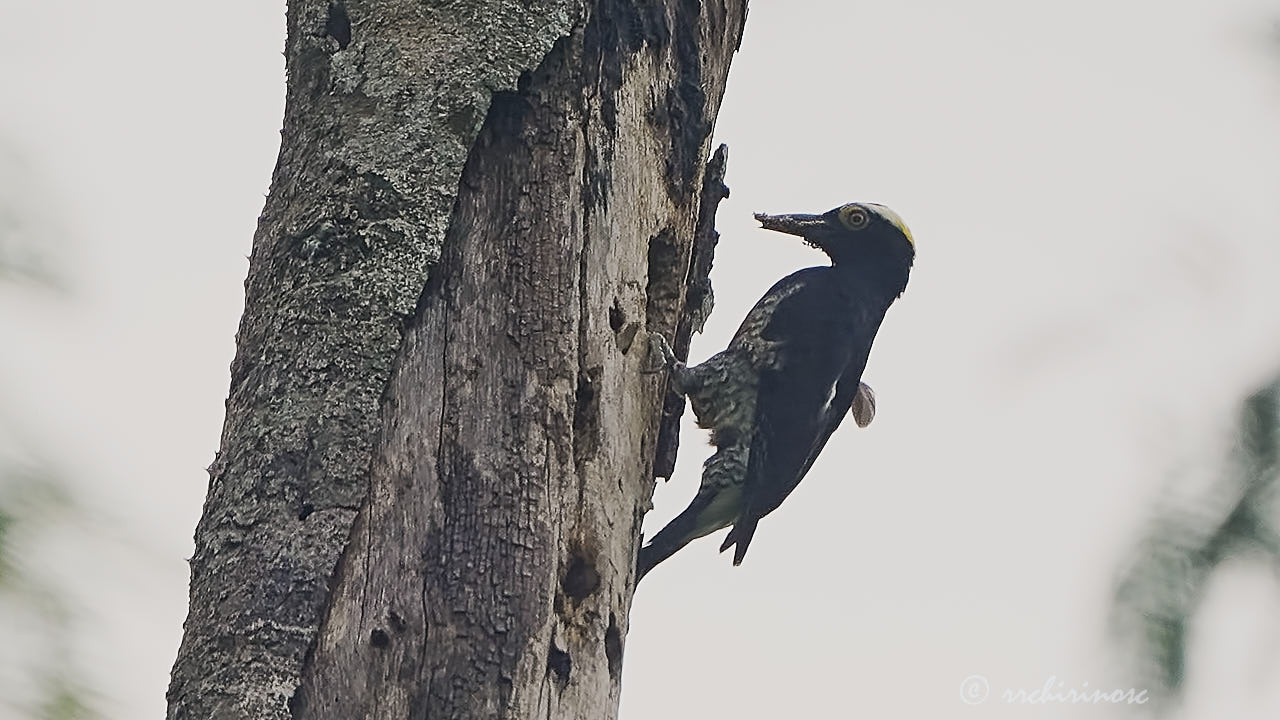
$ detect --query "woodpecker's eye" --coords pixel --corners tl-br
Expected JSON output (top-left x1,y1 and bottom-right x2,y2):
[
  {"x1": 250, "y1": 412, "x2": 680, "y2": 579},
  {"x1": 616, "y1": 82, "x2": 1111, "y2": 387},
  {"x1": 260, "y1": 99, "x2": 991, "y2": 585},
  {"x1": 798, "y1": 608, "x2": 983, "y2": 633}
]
[{"x1": 838, "y1": 205, "x2": 870, "y2": 230}]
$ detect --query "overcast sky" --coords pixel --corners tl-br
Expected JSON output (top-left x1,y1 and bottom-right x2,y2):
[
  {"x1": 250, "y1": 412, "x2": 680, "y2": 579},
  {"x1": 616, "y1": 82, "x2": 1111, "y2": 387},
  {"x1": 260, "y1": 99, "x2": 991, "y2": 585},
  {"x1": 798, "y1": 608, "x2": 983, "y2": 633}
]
[{"x1": 2, "y1": 1, "x2": 1280, "y2": 718}]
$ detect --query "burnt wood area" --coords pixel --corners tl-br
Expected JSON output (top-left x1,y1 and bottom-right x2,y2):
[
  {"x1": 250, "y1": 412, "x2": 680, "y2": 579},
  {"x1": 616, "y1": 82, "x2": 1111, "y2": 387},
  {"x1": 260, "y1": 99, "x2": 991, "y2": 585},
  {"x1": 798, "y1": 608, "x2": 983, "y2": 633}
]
[{"x1": 167, "y1": 1, "x2": 745, "y2": 719}]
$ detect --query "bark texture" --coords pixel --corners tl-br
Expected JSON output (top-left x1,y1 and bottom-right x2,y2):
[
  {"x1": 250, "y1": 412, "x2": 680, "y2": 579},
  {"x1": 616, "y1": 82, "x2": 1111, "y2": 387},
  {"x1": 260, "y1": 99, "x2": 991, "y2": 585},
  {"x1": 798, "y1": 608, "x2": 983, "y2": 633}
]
[{"x1": 169, "y1": 0, "x2": 744, "y2": 718}]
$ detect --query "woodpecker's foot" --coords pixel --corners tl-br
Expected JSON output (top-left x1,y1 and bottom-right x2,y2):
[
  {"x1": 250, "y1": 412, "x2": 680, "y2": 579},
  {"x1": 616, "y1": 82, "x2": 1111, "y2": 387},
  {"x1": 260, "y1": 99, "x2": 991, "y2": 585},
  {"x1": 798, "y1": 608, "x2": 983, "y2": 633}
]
[
  {"x1": 642, "y1": 333, "x2": 677, "y2": 374},
  {"x1": 851, "y1": 381, "x2": 876, "y2": 428}
]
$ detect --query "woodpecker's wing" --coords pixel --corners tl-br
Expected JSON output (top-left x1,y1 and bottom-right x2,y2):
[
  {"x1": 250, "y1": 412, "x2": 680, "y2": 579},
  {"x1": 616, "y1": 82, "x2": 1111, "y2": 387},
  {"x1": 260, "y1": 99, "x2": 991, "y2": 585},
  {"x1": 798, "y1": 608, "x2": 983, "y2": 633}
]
[
  {"x1": 792, "y1": 372, "x2": 868, "y2": 487},
  {"x1": 720, "y1": 371, "x2": 860, "y2": 564},
  {"x1": 720, "y1": 274, "x2": 873, "y2": 564}
]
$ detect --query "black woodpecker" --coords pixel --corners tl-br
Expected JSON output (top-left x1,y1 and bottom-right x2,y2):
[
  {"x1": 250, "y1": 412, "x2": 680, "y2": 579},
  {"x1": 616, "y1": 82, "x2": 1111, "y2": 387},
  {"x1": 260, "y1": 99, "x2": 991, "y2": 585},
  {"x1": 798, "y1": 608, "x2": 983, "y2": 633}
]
[{"x1": 638, "y1": 202, "x2": 914, "y2": 580}]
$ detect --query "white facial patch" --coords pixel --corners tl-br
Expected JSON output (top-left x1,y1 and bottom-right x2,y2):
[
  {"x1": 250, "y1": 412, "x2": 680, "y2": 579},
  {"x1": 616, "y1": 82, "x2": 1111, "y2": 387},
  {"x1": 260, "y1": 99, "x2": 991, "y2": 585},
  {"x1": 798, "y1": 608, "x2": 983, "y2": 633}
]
[{"x1": 863, "y1": 203, "x2": 915, "y2": 247}]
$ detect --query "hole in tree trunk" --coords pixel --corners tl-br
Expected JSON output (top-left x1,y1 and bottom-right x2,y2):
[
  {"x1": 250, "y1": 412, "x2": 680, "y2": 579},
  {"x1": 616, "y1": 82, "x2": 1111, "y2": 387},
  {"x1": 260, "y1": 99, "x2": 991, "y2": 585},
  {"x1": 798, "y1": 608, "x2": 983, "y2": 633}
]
[
  {"x1": 644, "y1": 229, "x2": 680, "y2": 333},
  {"x1": 605, "y1": 613, "x2": 623, "y2": 678},
  {"x1": 561, "y1": 551, "x2": 600, "y2": 602},
  {"x1": 572, "y1": 368, "x2": 601, "y2": 463},
  {"x1": 609, "y1": 299, "x2": 625, "y2": 332},
  {"x1": 547, "y1": 644, "x2": 571, "y2": 689},
  {"x1": 326, "y1": 3, "x2": 351, "y2": 50}
]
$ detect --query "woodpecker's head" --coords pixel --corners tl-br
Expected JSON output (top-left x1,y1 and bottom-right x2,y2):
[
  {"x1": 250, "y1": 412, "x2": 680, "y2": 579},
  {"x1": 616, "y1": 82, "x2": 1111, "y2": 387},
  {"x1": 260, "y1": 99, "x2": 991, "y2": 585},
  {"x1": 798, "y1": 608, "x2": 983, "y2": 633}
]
[{"x1": 754, "y1": 203, "x2": 915, "y2": 286}]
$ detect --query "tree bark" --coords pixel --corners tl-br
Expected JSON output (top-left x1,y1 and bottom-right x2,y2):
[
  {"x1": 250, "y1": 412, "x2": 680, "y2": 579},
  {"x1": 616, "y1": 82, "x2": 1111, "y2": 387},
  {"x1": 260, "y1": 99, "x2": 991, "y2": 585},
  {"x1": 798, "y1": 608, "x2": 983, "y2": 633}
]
[{"x1": 168, "y1": 1, "x2": 744, "y2": 719}]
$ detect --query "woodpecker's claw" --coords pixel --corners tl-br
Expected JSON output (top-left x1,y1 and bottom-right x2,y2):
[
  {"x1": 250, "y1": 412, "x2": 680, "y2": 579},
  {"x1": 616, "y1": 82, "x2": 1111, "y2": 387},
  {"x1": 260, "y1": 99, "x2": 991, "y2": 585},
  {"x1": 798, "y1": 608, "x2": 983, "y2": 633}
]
[{"x1": 642, "y1": 333, "x2": 677, "y2": 374}]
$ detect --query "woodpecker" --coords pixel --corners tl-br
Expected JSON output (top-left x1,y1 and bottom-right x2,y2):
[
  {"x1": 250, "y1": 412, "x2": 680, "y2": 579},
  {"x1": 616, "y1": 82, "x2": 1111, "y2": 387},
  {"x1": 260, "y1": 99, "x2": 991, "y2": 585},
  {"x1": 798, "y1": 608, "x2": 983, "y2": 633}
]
[{"x1": 638, "y1": 202, "x2": 914, "y2": 580}]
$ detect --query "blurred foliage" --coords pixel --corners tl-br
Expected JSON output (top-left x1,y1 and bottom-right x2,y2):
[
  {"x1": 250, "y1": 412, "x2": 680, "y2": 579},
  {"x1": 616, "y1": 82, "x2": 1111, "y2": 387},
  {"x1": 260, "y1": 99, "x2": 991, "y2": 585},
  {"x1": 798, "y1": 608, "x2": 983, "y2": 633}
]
[
  {"x1": 0, "y1": 428, "x2": 99, "y2": 720},
  {"x1": 1, "y1": 161, "x2": 97, "y2": 718},
  {"x1": 0, "y1": 453, "x2": 70, "y2": 588},
  {"x1": 0, "y1": 429, "x2": 101, "y2": 720},
  {"x1": 0, "y1": 506, "x2": 11, "y2": 582},
  {"x1": 35, "y1": 681, "x2": 97, "y2": 720},
  {"x1": 1113, "y1": 376, "x2": 1280, "y2": 706}
]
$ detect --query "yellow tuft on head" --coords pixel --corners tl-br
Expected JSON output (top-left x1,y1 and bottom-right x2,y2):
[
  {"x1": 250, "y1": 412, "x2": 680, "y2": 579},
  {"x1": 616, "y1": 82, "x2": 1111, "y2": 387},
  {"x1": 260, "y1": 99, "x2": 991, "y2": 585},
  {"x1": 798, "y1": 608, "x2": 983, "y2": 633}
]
[{"x1": 862, "y1": 203, "x2": 914, "y2": 248}]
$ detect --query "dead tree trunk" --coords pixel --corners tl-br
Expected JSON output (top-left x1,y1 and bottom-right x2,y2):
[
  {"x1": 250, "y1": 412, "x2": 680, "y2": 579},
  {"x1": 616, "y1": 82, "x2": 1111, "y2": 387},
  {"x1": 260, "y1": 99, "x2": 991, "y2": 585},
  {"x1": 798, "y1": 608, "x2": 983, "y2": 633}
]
[{"x1": 167, "y1": 1, "x2": 745, "y2": 719}]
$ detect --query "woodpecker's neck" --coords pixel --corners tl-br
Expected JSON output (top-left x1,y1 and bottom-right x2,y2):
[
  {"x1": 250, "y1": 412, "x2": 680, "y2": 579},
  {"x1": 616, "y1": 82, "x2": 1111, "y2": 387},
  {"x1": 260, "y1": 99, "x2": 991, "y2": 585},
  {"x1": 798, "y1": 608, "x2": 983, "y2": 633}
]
[{"x1": 831, "y1": 256, "x2": 912, "y2": 310}]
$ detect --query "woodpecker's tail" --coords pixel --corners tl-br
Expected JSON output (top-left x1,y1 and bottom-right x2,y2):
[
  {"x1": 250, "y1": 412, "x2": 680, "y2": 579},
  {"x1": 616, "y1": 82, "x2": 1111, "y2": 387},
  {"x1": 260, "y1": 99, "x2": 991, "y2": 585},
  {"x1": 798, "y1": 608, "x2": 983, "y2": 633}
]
[
  {"x1": 635, "y1": 488, "x2": 726, "y2": 581},
  {"x1": 718, "y1": 517, "x2": 759, "y2": 566},
  {"x1": 636, "y1": 525, "x2": 694, "y2": 581},
  {"x1": 635, "y1": 544, "x2": 665, "y2": 582},
  {"x1": 638, "y1": 447, "x2": 748, "y2": 580}
]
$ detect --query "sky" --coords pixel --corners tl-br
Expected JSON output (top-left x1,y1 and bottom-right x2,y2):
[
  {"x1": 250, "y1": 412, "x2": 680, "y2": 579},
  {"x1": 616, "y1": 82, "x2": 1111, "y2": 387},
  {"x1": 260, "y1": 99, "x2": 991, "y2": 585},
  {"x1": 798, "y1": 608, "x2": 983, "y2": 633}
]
[{"x1": 2, "y1": 0, "x2": 1280, "y2": 718}]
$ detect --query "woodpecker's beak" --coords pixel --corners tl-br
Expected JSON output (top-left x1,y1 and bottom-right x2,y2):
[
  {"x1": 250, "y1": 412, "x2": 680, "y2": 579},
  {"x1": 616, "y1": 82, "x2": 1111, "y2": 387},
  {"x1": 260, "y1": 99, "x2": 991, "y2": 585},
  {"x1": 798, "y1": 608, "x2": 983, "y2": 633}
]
[{"x1": 754, "y1": 212, "x2": 826, "y2": 237}]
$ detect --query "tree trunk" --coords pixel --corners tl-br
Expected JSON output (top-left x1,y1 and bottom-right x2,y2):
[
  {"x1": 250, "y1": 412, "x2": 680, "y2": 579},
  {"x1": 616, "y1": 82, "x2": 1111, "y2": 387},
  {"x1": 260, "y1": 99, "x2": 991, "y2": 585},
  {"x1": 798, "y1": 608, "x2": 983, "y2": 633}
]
[{"x1": 167, "y1": 1, "x2": 745, "y2": 719}]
